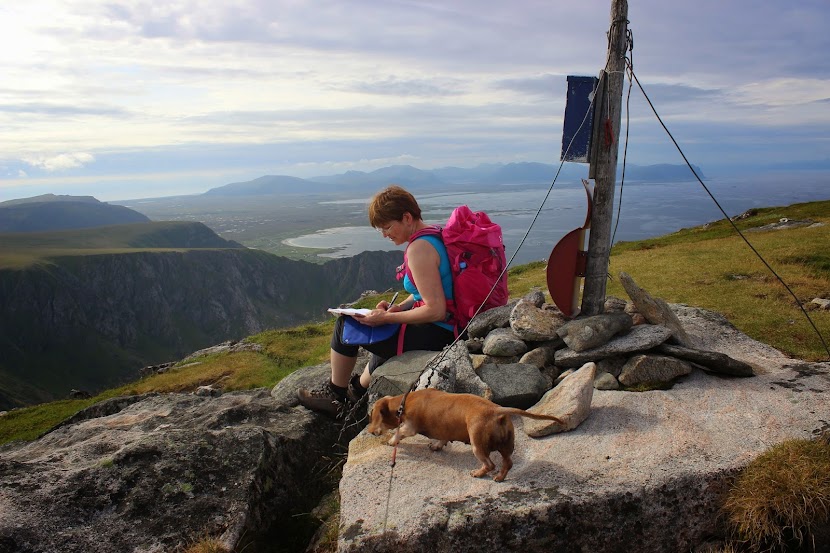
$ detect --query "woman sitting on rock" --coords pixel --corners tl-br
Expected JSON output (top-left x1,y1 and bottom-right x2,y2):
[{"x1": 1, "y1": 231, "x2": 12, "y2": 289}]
[{"x1": 297, "y1": 185, "x2": 455, "y2": 417}]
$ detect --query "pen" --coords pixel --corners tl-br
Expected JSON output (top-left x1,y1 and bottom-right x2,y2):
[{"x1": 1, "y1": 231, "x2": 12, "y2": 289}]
[{"x1": 388, "y1": 292, "x2": 399, "y2": 310}]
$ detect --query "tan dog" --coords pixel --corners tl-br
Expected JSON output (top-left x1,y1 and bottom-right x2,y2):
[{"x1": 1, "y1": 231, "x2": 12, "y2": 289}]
[{"x1": 367, "y1": 388, "x2": 563, "y2": 482}]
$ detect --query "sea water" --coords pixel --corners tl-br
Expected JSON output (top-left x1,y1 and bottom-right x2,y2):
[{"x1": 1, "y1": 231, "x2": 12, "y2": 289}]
[{"x1": 283, "y1": 172, "x2": 829, "y2": 267}]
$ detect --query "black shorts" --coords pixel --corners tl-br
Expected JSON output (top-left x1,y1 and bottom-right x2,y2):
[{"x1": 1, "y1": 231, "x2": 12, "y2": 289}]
[{"x1": 330, "y1": 315, "x2": 455, "y2": 362}]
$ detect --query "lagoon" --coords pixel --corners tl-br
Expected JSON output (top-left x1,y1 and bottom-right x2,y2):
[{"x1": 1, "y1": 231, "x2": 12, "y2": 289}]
[{"x1": 283, "y1": 172, "x2": 829, "y2": 267}]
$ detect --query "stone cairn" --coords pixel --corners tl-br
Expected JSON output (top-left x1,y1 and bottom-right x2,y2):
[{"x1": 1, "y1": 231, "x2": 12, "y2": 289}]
[{"x1": 365, "y1": 271, "x2": 754, "y2": 438}]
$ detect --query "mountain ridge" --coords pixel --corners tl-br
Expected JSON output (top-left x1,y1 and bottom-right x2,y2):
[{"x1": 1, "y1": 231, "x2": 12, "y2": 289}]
[
  {"x1": 0, "y1": 197, "x2": 150, "y2": 233},
  {"x1": 201, "y1": 162, "x2": 705, "y2": 197}
]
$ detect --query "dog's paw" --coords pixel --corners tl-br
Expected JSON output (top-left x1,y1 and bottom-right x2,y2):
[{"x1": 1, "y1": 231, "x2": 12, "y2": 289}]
[
  {"x1": 428, "y1": 440, "x2": 447, "y2": 451},
  {"x1": 470, "y1": 467, "x2": 490, "y2": 478}
]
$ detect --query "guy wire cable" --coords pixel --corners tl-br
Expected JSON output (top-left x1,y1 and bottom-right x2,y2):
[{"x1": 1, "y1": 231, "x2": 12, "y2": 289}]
[
  {"x1": 421, "y1": 20, "x2": 626, "y2": 369},
  {"x1": 414, "y1": 66, "x2": 610, "y2": 392},
  {"x1": 375, "y1": 67, "x2": 609, "y2": 537},
  {"x1": 624, "y1": 58, "x2": 830, "y2": 358},
  {"x1": 610, "y1": 29, "x2": 635, "y2": 248},
  {"x1": 369, "y1": 27, "x2": 624, "y2": 399}
]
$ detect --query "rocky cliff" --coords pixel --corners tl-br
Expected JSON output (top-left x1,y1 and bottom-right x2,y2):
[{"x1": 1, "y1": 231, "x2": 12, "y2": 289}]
[{"x1": 0, "y1": 248, "x2": 402, "y2": 408}]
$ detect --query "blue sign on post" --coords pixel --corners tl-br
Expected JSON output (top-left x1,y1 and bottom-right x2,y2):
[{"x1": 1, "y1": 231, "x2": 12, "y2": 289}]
[{"x1": 561, "y1": 76, "x2": 599, "y2": 163}]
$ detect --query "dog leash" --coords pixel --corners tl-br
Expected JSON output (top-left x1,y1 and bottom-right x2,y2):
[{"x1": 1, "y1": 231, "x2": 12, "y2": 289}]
[
  {"x1": 382, "y1": 455, "x2": 396, "y2": 534},
  {"x1": 382, "y1": 389, "x2": 411, "y2": 533}
]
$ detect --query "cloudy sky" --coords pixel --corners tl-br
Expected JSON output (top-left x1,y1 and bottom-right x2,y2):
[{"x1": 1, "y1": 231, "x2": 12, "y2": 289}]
[{"x1": 1, "y1": 0, "x2": 828, "y2": 201}]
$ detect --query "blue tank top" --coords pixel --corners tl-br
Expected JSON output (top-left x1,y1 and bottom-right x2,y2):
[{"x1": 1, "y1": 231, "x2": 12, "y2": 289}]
[{"x1": 402, "y1": 234, "x2": 454, "y2": 331}]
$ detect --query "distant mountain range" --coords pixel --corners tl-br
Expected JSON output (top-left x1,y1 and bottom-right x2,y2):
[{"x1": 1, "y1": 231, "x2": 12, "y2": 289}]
[
  {"x1": 203, "y1": 162, "x2": 706, "y2": 197},
  {"x1": 0, "y1": 194, "x2": 150, "y2": 233}
]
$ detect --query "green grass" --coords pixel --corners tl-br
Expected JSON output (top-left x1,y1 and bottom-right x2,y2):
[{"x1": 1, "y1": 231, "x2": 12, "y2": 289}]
[
  {"x1": 1, "y1": 203, "x2": 828, "y2": 446},
  {"x1": 0, "y1": 398, "x2": 100, "y2": 443},
  {"x1": 611, "y1": 200, "x2": 830, "y2": 254},
  {"x1": 722, "y1": 438, "x2": 830, "y2": 551}
]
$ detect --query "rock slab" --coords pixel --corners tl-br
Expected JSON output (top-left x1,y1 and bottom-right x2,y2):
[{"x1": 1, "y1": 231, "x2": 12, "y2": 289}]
[
  {"x1": 554, "y1": 324, "x2": 673, "y2": 368},
  {"x1": 337, "y1": 308, "x2": 830, "y2": 552},
  {"x1": 556, "y1": 313, "x2": 633, "y2": 352},
  {"x1": 618, "y1": 354, "x2": 693, "y2": 387},
  {"x1": 524, "y1": 361, "x2": 596, "y2": 437},
  {"x1": 619, "y1": 271, "x2": 693, "y2": 347}
]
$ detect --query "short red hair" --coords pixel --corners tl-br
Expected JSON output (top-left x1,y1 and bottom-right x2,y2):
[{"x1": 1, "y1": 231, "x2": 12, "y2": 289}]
[{"x1": 368, "y1": 185, "x2": 422, "y2": 227}]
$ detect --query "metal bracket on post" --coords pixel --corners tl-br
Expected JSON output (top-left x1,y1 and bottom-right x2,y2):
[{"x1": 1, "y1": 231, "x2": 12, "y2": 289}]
[
  {"x1": 575, "y1": 250, "x2": 588, "y2": 277},
  {"x1": 588, "y1": 70, "x2": 608, "y2": 180}
]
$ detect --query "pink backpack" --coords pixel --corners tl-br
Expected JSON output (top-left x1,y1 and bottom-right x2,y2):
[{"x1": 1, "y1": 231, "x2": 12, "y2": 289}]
[{"x1": 397, "y1": 205, "x2": 509, "y2": 332}]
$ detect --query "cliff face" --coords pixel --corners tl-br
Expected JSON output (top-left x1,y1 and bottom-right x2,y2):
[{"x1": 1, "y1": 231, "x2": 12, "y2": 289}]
[{"x1": 0, "y1": 248, "x2": 401, "y2": 408}]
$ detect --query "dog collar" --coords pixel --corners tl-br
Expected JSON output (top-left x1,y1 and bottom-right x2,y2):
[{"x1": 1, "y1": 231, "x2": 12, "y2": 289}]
[{"x1": 396, "y1": 389, "x2": 411, "y2": 422}]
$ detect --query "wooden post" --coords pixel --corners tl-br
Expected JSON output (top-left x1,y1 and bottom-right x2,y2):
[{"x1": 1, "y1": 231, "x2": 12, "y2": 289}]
[{"x1": 581, "y1": 0, "x2": 628, "y2": 316}]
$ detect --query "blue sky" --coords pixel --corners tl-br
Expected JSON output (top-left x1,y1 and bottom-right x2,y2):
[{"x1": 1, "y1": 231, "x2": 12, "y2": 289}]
[{"x1": 1, "y1": 0, "x2": 828, "y2": 202}]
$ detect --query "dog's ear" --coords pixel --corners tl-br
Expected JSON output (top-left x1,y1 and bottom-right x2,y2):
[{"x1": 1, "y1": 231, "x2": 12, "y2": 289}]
[
  {"x1": 370, "y1": 397, "x2": 388, "y2": 420},
  {"x1": 378, "y1": 398, "x2": 389, "y2": 417}
]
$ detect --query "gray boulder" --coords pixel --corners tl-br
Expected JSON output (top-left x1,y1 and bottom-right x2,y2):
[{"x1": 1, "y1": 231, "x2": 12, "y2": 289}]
[
  {"x1": 465, "y1": 337, "x2": 483, "y2": 353},
  {"x1": 556, "y1": 312, "x2": 633, "y2": 352},
  {"x1": 555, "y1": 324, "x2": 673, "y2": 368},
  {"x1": 182, "y1": 339, "x2": 264, "y2": 362},
  {"x1": 596, "y1": 355, "x2": 627, "y2": 378},
  {"x1": 272, "y1": 361, "x2": 330, "y2": 406},
  {"x1": 482, "y1": 328, "x2": 528, "y2": 357},
  {"x1": 465, "y1": 300, "x2": 518, "y2": 339},
  {"x1": 522, "y1": 288, "x2": 547, "y2": 307},
  {"x1": 618, "y1": 354, "x2": 694, "y2": 387},
  {"x1": 477, "y1": 363, "x2": 548, "y2": 409},
  {"x1": 509, "y1": 301, "x2": 567, "y2": 341},
  {"x1": 518, "y1": 342, "x2": 560, "y2": 369},
  {"x1": 448, "y1": 343, "x2": 492, "y2": 400},
  {"x1": 594, "y1": 371, "x2": 621, "y2": 390}
]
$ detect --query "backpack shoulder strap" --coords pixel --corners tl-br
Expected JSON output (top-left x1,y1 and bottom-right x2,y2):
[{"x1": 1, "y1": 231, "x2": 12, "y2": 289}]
[{"x1": 396, "y1": 225, "x2": 443, "y2": 282}]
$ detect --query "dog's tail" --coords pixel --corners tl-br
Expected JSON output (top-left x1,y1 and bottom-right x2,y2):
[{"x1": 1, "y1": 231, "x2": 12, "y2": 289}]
[{"x1": 496, "y1": 407, "x2": 563, "y2": 424}]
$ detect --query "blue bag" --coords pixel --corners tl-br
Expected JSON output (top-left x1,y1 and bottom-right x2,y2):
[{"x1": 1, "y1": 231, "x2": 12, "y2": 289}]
[{"x1": 342, "y1": 317, "x2": 400, "y2": 345}]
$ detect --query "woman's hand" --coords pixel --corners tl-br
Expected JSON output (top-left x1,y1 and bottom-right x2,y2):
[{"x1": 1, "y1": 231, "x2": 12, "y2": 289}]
[{"x1": 353, "y1": 309, "x2": 390, "y2": 327}]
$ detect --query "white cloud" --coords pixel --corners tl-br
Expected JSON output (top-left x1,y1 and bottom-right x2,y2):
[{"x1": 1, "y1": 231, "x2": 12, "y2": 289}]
[
  {"x1": 18, "y1": 169, "x2": 28, "y2": 177},
  {"x1": 0, "y1": 0, "x2": 828, "y2": 201},
  {"x1": 23, "y1": 152, "x2": 95, "y2": 172}
]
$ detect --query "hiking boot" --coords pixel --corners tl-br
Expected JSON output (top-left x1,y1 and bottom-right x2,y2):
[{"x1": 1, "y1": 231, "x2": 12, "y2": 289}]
[
  {"x1": 297, "y1": 382, "x2": 347, "y2": 418},
  {"x1": 346, "y1": 374, "x2": 368, "y2": 404}
]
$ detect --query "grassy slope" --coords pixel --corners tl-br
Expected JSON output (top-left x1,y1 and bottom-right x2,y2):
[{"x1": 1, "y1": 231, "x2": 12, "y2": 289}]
[
  {"x1": 0, "y1": 221, "x2": 229, "y2": 269},
  {"x1": 1, "y1": 200, "x2": 828, "y2": 445}
]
